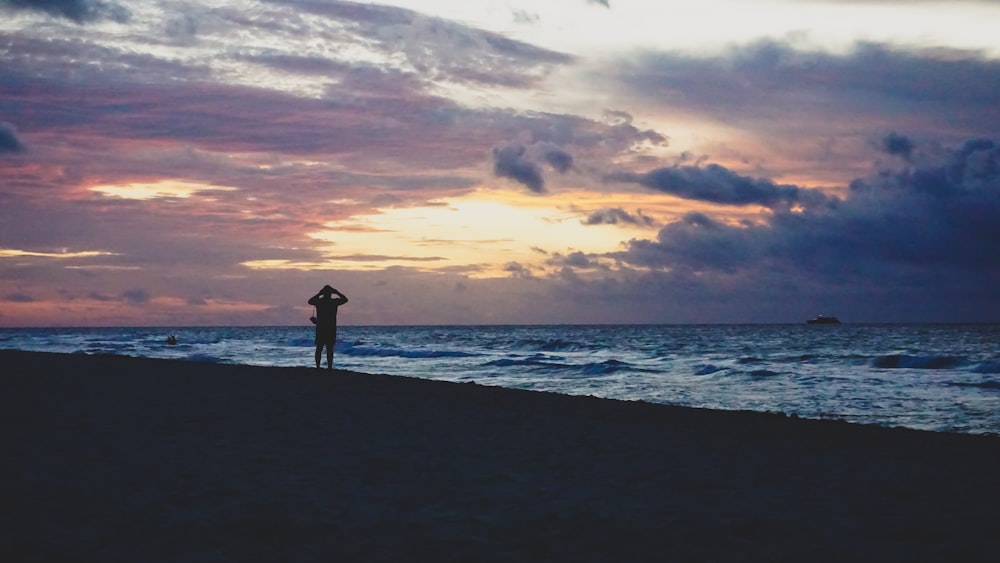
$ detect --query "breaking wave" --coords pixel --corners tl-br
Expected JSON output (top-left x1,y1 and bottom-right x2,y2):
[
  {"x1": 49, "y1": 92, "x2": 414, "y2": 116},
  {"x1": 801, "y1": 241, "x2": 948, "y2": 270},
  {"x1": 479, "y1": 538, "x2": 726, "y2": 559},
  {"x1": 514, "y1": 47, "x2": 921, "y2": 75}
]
[
  {"x1": 483, "y1": 356, "x2": 638, "y2": 377},
  {"x1": 509, "y1": 338, "x2": 594, "y2": 353},
  {"x1": 340, "y1": 344, "x2": 478, "y2": 359}
]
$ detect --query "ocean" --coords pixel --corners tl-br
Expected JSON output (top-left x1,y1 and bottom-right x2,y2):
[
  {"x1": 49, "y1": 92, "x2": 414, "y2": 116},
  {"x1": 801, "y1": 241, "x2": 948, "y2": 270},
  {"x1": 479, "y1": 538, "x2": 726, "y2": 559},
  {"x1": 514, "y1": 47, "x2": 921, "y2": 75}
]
[{"x1": 2, "y1": 324, "x2": 998, "y2": 435}]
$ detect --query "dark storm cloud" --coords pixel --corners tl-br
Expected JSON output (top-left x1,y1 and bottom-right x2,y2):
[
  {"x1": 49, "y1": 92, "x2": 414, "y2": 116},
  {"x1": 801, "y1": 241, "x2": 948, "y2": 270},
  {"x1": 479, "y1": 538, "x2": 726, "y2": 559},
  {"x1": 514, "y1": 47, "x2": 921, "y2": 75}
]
[
  {"x1": 609, "y1": 163, "x2": 822, "y2": 208},
  {"x1": 613, "y1": 40, "x2": 1000, "y2": 138},
  {"x1": 490, "y1": 140, "x2": 578, "y2": 193},
  {"x1": 3, "y1": 0, "x2": 130, "y2": 23},
  {"x1": 582, "y1": 208, "x2": 655, "y2": 226},
  {"x1": 613, "y1": 137, "x2": 1000, "y2": 283},
  {"x1": 0, "y1": 122, "x2": 26, "y2": 153},
  {"x1": 541, "y1": 144, "x2": 574, "y2": 173},
  {"x1": 539, "y1": 143, "x2": 573, "y2": 172},
  {"x1": 882, "y1": 132, "x2": 914, "y2": 160},
  {"x1": 493, "y1": 143, "x2": 545, "y2": 193},
  {"x1": 618, "y1": 212, "x2": 763, "y2": 273}
]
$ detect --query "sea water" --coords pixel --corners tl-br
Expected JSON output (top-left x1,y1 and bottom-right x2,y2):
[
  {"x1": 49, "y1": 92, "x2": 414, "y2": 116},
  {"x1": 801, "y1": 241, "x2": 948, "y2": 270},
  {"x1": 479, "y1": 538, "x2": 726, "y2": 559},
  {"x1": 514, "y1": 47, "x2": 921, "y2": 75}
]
[{"x1": 2, "y1": 324, "x2": 998, "y2": 435}]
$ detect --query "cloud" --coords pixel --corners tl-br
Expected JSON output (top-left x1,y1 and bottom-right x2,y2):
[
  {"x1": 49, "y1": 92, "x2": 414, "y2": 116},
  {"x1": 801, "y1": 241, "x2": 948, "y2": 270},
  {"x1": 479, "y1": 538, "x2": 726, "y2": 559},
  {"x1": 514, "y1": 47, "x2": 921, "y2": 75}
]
[
  {"x1": 503, "y1": 261, "x2": 534, "y2": 279},
  {"x1": 609, "y1": 163, "x2": 824, "y2": 208},
  {"x1": 266, "y1": 0, "x2": 572, "y2": 89},
  {"x1": 491, "y1": 141, "x2": 577, "y2": 193},
  {"x1": 620, "y1": 40, "x2": 1000, "y2": 114},
  {"x1": 609, "y1": 40, "x2": 1000, "y2": 156},
  {"x1": 122, "y1": 288, "x2": 151, "y2": 305},
  {"x1": 323, "y1": 254, "x2": 446, "y2": 263},
  {"x1": 492, "y1": 143, "x2": 546, "y2": 193},
  {"x1": 0, "y1": 2, "x2": 669, "y2": 329},
  {"x1": 0, "y1": 122, "x2": 26, "y2": 153},
  {"x1": 882, "y1": 132, "x2": 914, "y2": 160},
  {"x1": 618, "y1": 212, "x2": 763, "y2": 273},
  {"x1": 238, "y1": 53, "x2": 352, "y2": 76},
  {"x1": 0, "y1": 31, "x2": 605, "y2": 180},
  {"x1": 3, "y1": 0, "x2": 995, "y2": 325},
  {"x1": 4, "y1": 0, "x2": 130, "y2": 23},
  {"x1": 546, "y1": 251, "x2": 603, "y2": 270},
  {"x1": 612, "y1": 137, "x2": 1000, "y2": 283},
  {"x1": 540, "y1": 143, "x2": 574, "y2": 173},
  {"x1": 582, "y1": 208, "x2": 655, "y2": 226}
]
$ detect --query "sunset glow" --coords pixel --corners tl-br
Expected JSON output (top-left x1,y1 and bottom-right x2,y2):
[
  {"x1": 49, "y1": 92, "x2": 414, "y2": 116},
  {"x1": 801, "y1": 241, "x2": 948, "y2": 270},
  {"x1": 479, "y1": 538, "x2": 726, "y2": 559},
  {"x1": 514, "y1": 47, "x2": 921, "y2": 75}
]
[
  {"x1": 90, "y1": 181, "x2": 238, "y2": 201},
  {"x1": 2, "y1": 0, "x2": 999, "y2": 325}
]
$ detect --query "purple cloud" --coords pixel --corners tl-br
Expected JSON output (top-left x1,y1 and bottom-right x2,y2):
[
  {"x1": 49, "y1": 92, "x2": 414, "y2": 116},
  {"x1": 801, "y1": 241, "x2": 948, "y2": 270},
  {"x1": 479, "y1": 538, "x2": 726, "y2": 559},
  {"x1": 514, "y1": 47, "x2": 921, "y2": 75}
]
[
  {"x1": 582, "y1": 208, "x2": 655, "y2": 226},
  {"x1": 122, "y1": 288, "x2": 151, "y2": 305},
  {"x1": 609, "y1": 163, "x2": 824, "y2": 209},
  {"x1": 612, "y1": 137, "x2": 1000, "y2": 286},
  {"x1": 493, "y1": 142, "x2": 546, "y2": 193},
  {"x1": 0, "y1": 122, "x2": 26, "y2": 153},
  {"x1": 610, "y1": 40, "x2": 1000, "y2": 151},
  {"x1": 882, "y1": 132, "x2": 915, "y2": 160}
]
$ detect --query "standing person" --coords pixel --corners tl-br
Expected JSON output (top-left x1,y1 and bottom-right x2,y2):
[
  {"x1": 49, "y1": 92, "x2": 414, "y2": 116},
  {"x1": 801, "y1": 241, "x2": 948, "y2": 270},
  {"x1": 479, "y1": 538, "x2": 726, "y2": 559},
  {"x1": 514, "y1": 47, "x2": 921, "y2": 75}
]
[{"x1": 308, "y1": 285, "x2": 348, "y2": 369}]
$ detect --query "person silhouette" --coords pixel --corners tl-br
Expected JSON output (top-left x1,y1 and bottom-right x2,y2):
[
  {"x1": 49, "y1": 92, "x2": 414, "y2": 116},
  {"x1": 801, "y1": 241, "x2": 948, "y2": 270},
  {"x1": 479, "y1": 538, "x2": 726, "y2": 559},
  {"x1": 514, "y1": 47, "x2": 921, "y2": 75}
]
[{"x1": 308, "y1": 285, "x2": 349, "y2": 369}]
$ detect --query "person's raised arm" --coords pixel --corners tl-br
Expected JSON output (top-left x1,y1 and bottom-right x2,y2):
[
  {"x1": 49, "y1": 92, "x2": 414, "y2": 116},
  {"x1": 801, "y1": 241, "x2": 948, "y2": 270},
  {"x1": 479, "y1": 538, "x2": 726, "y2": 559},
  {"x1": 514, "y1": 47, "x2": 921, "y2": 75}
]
[
  {"x1": 308, "y1": 289, "x2": 323, "y2": 306},
  {"x1": 333, "y1": 288, "x2": 349, "y2": 305}
]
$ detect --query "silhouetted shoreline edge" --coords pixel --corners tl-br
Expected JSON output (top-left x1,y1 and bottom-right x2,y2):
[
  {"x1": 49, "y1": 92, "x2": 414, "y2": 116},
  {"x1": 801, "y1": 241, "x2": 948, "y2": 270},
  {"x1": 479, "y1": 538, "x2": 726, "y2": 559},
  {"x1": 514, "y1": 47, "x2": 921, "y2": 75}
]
[{"x1": 3, "y1": 350, "x2": 999, "y2": 561}]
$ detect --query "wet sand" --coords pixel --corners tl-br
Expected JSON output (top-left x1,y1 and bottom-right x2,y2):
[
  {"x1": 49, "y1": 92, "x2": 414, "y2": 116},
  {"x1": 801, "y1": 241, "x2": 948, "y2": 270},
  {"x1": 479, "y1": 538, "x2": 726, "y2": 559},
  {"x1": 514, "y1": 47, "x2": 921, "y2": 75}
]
[{"x1": 2, "y1": 350, "x2": 999, "y2": 562}]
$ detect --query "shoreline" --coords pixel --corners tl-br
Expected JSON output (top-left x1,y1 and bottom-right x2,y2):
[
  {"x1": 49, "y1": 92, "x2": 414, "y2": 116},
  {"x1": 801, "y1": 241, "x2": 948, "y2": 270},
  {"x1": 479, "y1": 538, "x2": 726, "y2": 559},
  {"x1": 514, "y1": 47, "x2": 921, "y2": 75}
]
[
  {"x1": 3, "y1": 350, "x2": 999, "y2": 561},
  {"x1": 4, "y1": 324, "x2": 998, "y2": 435}
]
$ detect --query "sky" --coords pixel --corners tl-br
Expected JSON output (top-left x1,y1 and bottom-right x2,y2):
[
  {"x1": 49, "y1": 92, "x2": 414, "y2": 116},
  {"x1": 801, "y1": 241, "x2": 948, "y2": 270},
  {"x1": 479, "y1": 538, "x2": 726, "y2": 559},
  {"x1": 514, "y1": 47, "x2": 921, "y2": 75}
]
[{"x1": 1, "y1": 0, "x2": 999, "y2": 326}]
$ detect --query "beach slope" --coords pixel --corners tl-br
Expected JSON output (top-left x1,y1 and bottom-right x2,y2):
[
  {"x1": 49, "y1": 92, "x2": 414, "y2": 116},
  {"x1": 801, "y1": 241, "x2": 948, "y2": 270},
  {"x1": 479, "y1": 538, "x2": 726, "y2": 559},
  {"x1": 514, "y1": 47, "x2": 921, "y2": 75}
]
[{"x1": 2, "y1": 350, "x2": 998, "y2": 561}]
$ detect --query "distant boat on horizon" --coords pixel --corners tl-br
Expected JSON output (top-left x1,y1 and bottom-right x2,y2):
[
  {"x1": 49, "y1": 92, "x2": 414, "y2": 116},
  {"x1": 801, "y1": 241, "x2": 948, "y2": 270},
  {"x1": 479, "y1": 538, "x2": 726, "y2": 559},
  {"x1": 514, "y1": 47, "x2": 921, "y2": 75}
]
[{"x1": 806, "y1": 315, "x2": 841, "y2": 325}]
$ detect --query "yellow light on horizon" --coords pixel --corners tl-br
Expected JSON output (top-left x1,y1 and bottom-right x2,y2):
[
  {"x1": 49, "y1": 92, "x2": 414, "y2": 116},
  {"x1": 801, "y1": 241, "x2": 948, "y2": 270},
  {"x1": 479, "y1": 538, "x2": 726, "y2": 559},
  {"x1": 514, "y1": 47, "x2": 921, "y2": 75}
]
[
  {"x1": 0, "y1": 248, "x2": 115, "y2": 259},
  {"x1": 250, "y1": 190, "x2": 662, "y2": 277},
  {"x1": 90, "y1": 180, "x2": 237, "y2": 200},
  {"x1": 241, "y1": 188, "x2": 769, "y2": 277}
]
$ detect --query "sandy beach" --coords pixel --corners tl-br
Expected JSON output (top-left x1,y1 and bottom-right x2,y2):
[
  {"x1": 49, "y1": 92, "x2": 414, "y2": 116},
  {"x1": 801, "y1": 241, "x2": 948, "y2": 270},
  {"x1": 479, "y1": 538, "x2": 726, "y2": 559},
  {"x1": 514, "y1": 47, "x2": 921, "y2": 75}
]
[{"x1": 2, "y1": 350, "x2": 999, "y2": 562}]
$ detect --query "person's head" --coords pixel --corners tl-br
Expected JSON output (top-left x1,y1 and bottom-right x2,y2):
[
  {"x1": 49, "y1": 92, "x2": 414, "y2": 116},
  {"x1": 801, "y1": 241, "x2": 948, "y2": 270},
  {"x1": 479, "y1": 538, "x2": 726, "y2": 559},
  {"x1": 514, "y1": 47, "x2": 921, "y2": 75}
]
[{"x1": 320, "y1": 285, "x2": 335, "y2": 296}]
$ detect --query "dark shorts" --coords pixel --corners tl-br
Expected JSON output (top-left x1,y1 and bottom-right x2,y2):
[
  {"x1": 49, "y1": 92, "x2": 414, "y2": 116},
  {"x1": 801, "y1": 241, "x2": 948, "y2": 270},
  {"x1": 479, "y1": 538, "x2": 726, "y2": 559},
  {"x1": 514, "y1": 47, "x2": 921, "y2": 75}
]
[{"x1": 315, "y1": 325, "x2": 337, "y2": 346}]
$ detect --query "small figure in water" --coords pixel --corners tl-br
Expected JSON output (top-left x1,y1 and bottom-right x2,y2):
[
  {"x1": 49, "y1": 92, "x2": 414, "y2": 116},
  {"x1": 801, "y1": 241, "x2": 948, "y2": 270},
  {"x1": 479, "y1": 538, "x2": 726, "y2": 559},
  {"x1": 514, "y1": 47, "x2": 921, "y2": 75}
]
[
  {"x1": 166, "y1": 335, "x2": 177, "y2": 345},
  {"x1": 308, "y1": 285, "x2": 348, "y2": 369}
]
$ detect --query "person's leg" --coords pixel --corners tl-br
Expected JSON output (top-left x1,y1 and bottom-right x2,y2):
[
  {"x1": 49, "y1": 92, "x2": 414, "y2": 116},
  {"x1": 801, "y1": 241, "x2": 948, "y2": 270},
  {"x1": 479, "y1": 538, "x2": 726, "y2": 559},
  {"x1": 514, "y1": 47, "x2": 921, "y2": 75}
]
[
  {"x1": 327, "y1": 328, "x2": 337, "y2": 369},
  {"x1": 315, "y1": 344, "x2": 322, "y2": 368}
]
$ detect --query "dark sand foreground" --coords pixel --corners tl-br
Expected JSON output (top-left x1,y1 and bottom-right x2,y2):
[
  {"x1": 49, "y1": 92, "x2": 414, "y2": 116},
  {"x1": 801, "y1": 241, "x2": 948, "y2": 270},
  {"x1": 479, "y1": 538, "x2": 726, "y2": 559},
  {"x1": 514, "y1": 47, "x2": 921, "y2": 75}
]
[{"x1": 2, "y1": 350, "x2": 999, "y2": 562}]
